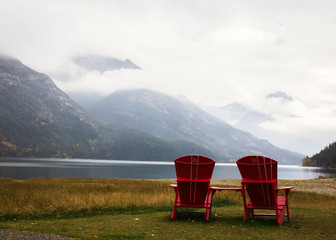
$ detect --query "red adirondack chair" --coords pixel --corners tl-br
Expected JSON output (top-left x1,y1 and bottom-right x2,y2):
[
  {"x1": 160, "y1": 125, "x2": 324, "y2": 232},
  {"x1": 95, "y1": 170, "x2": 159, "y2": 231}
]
[
  {"x1": 236, "y1": 155, "x2": 294, "y2": 225},
  {"x1": 170, "y1": 155, "x2": 216, "y2": 221}
]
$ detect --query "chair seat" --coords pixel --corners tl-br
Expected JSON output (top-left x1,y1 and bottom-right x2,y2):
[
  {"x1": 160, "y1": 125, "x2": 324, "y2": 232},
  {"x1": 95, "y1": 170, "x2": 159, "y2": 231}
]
[
  {"x1": 174, "y1": 202, "x2": 212, "y2": 208},
  {"x1": 247, "y1": 196, "x2": 286, "y2": 210}
]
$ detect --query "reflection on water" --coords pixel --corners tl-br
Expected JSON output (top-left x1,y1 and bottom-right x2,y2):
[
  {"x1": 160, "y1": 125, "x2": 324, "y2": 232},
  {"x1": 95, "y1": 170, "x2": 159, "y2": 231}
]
[{"x1": 0, "y1": 158, "x2": 335, "y2": 180}]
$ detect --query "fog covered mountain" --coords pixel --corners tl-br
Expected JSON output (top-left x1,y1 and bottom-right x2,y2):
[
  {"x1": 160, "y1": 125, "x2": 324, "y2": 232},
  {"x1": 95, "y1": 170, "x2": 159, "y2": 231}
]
[
  {"x1": 72, "y1": 55, "x2": 141, "y2": 72},
  {"x1": 88, "y1": 89, "x2": 303, "y2": 164},
  {"x1": 204, "y1": 92, "x2": 317, "y2": 156},
  {"x1": 206, "y1": 102, "x2": 272, "y2": 129},
  {"x1": 0, "y1": 56, "x2": 212, "y2": 160},
  {"x1": 266, "y1": 91, "x2": 293, "y2": 102},
  {"x1": 50, "y1": 55, "x2": 141, "y2": 82}
]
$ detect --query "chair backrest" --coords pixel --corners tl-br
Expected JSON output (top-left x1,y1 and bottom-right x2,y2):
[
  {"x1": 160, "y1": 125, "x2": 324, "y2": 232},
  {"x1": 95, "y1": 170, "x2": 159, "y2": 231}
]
[
  {"x1": 175, "y1": 155, "x2": 215, "y2": 205},
  {"x1": 236, "y1": 155, "x2": 278, "y2": 208}
]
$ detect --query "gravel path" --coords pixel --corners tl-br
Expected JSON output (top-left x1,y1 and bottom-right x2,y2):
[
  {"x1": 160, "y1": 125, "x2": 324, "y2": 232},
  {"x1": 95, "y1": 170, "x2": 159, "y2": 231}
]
[{"x1": 0, "y1": 229, "x2": 78, "y2": 240}]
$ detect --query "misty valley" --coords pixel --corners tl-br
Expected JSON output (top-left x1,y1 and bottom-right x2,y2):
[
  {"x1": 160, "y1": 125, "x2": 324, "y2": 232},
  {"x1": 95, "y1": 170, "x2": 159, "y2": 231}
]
[{"x1": 0, "y1": 55, "x2": 334, "y2": 170}]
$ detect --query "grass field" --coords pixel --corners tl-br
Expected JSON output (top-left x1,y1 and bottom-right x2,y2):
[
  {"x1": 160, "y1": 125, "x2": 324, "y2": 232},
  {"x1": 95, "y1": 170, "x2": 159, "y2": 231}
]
[{"x1": 0, "y1": 178, "x2": 335, "y2": 239}]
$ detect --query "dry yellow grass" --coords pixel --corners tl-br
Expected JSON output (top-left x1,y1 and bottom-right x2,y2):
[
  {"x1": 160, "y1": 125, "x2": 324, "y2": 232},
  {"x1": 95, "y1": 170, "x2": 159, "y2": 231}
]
[
  {"x1": 211, "y1": 178, "x2": 336, "y2": 208},
  {"x1": 0, "y1": 178, "x2": 175, "y2": 216},
  {"x1": 278, "y1": 178, "x2": 336, "y2": 196},
  {"x1": 0, "y1": 178, "x2": 335, "y2": 217}
]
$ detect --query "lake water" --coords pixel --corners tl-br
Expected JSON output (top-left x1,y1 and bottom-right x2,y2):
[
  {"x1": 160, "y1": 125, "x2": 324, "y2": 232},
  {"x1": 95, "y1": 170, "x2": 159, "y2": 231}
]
[{"x1": 0, "y1": 158, "x2": 335, "y2": 180}]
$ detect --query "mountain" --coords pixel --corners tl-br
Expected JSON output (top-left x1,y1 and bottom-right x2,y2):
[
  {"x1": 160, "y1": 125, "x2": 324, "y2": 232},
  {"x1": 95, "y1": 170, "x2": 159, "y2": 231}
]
[
  {"x1": 72, "y1": 55, "x2": 141, "y2": 72},
  {"x1": 204, "y1": 102, "x2": 280, "y2": 151},
  {"x1": 206, "y1": 102, "x2": 272, "y2": 131},
  {"x1": 49, "y1": 55, "x2": 141, "y2": 108},
  {"x1": 0, "y1": 55, "x2": 212, "y2": 160},
  {"x1": 0, "y1": 55, "x2": 98, "y2": 156},
  {"x1": 204, "y1": 92, "x2": 317, "y2": 156},
  {"x1": 88, "y1": 89, "x2": 303, "y2": 164}
]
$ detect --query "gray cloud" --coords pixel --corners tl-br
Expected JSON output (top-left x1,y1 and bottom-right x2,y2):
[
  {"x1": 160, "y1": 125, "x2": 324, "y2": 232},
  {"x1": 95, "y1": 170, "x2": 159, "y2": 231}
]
[{"x1": 1, "y1": 0, "x2": 336, "y2": 155}]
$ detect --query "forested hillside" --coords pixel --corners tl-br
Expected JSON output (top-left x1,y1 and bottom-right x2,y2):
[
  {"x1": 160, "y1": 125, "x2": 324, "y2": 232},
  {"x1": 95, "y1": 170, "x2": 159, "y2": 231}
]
[{"x1": 302, "y1": 142, "x2": 336, "y2": 168}]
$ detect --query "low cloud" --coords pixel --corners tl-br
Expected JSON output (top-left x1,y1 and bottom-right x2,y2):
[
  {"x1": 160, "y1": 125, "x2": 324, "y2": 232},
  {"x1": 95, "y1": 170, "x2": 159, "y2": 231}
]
[{"x1": 1, "y1": 0, "x2": 336, "y2": 155}]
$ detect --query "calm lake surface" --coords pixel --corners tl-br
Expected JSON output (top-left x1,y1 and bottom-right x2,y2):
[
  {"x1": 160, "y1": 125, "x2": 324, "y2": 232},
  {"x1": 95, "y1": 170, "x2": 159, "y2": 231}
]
[{"x1": 0, "y1": 158, "x2": 335, "y2": 180}]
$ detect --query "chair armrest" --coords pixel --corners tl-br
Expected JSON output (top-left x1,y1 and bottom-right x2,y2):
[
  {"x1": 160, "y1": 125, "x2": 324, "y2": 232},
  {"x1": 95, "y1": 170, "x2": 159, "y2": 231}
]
[
  {"x1": 277, "y1": 186, "x2": 294, "y2": 191},
  {"x1": 276, "y1": 186, "x2": 294, "y2": 197},
  {"x1": 210, "y1": 187, "x2": 242, "y2": 192},
  {"x1": 170, "y1": 184, "x2": 177, "y2": 188}
]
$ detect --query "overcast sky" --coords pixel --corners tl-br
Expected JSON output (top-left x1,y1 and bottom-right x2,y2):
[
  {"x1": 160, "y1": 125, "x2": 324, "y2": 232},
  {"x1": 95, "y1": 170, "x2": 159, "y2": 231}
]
[{"x1": 1, "y1": 0, "x2": 336, "y2": 156}]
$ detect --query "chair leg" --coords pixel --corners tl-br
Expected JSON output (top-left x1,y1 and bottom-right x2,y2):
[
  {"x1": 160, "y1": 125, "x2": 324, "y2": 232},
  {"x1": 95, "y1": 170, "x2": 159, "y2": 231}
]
[
  {"x1": 244, "y1": 208, "x2": 251, "y2": 221},
  {"x1": 241, "y1": 186, "x2": 251, "y2": 221},
  {"x1": 285, "y1": 189, "x2": 291, "y2": 222},
  {"x1": 205, "y1": 190, "x2": 215, "y2": 221},
  {"x1": 205, "y1": 207, "x2": 210, "y2": 221},
  {"x1": 171, "y1": 206, "x2": 176, "y2": 221},
  {"x1": 277, "y1": 208, "x2": 285, "y2": 225},
  {"x1": 286, "y1": 201, "x2": 290, "y2": 222},
  {"x1": 208, "y1": 205, "x2": 213, "y2": 221},
  {"x1": 171, "y1": 187, "x2": 178, "y2": 221}
]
